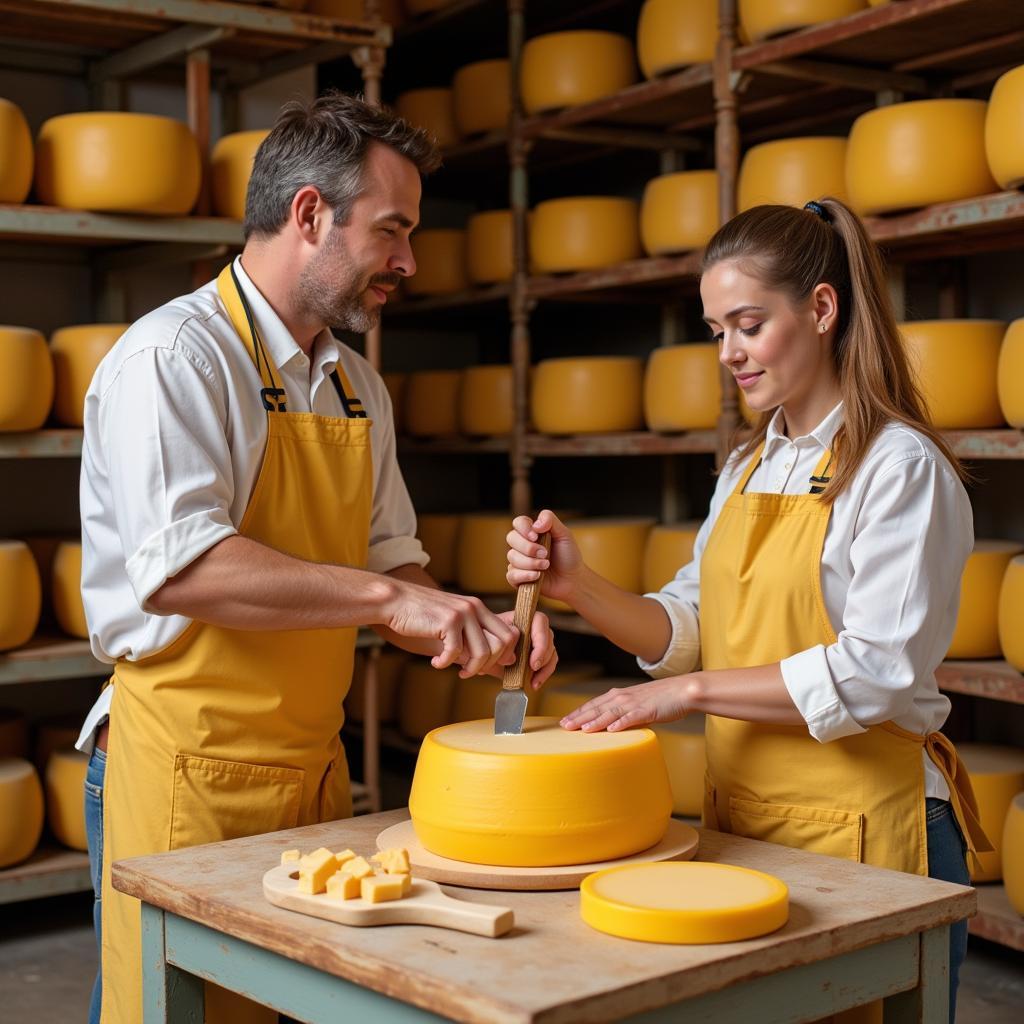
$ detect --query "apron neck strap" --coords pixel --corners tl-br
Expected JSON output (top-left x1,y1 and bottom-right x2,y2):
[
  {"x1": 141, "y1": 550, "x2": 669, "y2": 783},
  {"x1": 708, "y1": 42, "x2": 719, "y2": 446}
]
[
  {"x1": 734, "y1": 442, "x2": 766, "y2": 495},
  {"x1": 809, "y1": 449, "x2": 835, "y2": 495},
  {"x1": 330, "y1": 367, "x2": 368, "y2": 419}
]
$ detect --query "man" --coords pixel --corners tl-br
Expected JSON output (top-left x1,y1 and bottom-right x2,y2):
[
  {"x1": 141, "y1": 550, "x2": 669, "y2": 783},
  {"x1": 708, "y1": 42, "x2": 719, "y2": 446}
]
[{"x1": 76, "y1": 92, "x2": 557, "y2": 1024}]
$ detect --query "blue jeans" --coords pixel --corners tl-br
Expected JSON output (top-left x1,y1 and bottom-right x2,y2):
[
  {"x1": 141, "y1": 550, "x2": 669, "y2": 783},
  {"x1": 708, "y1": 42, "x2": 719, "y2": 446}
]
[{"x1": 85, "y1": 745, "x2": 106, "y2": 1024}]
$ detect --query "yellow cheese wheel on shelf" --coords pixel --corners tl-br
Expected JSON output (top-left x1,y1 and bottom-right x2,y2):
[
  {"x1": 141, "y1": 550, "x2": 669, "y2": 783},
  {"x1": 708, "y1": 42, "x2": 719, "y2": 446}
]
[
  {"x1": 452, "y1": 59, "x2": 510, "y2": 137},
  {"x1": 0, "y1": 758, "x2": 44, "y2": 868},
  {"x1": 33, "y1": 716, "x2": 82, "y2": 774},
  {"x1": 53, "y1": 541, "x2": 87, "y2": 639},
  {"x1": 948, "y1": 540, "x2": 1023, "y2": 659},
  {"x1": 456, "y1": 513, "x2": 514, "y2": 595},
  {"x1": 530, "y1": 197, "x2": 641, "y2": 273},
  {"x1": 0, "y1": 541, "x2": 42, "y2": 651},
  {"x1": 985, "y1": 64, "x2": 1024, "y2": 190},
  {"x1": 397, "y1": 661, "x2": 458, "y2": 740},
  {"x1": 520, "y1": 31, "x2": 637, "y2": 115},
  {"x1": 395, "y1": 88, "x2": 459, "y2": 149},
  {"x1": 959, "y1": 743, "x2": 1024, "y2": 882},
  {"x1": 403, "y1": 370, "x2": 461, "y2": 437},
  {"x1": 847, "y1": 100, "x2": 997, "y2": 215},
  {"x1": 466, "y1": 209, "x2": 513, "y2": 284},
  {"x1": 306, "y1": 0, "x2": 404, "y2": 25},
  {"x1": 738, "y1": 136, "x2": 849, "y2": 211},
  {"x1": 409, "y1": 717, "x2": 672, "y2": 866},
  {"x1": 417, "y1": 513, "x2": 460, "y2": 585},
  {"x1": 45, "y1": 748, "x2": 89, "y2": 851},
  {"x1": 35, "y1": 112, "x2": 201, "y2": 215},
  {"x1": 381, "y1": 371, "x2": 406, "y2": 433},
  {"x1": 545, "y1": 661, "x2": 602, "y2": 689},
  {"x1": 644, "y1": 343, "x2": 722, "y2": 432},
  {"x1": 997, "y1": 319, "x2": 1024, "y2": 428},
  {"x1": 998, "y1": 555, "x2": 1024, "y2": 672},
  {"x1": 653, "y1": 714, "x2": 706, "y2": 817},
  {"x1": 0, "y1": 326, "x2": 53, "y2": 432},
  {"x1": 210, "y1": 129, "x2": 269, "y2": 221},
  {"x1": 539, "y1": 678, "x2": 615, "y2": 721},
  {"x1": 1003, "y1": 792, "x2": 1024, "y2": 914},
  {"x1": 0, "y1": 98, "x2": 33, "y2": 203},
  {"x1": 532, "y1": 356, "x2": 644, "y2": 435},
  {"x1": 345, "y1": 648, "x2": 406, "y2": 724},
  {"x1": 740, "y1": 0, "x2": 867, "y2": 43},
  {"x1": 640, "y1": 171, "x2": 719, "y2": 255},
  {"x1": 637, "y1": 0, "x2": 716, "y2": 79},
  {"x1": 50, "y1": 323, "x2": 126, "y2": 427},
  {"x1": 0, "y1": 709, "x2": 28, "y2": 759},
  {"x1": 406, "y1": 229, "x2": 468, "y2": 296},
  {"x1": 643, "y1": 521, "x2": 702, "y2": 593},
  {"x1": 452, "y1": 676, "x2": 543, "y2": 723},
  {"x1": 458, "y1": 364, "x2": 513, "y2": 436},
  {"x1": 899, "y1": 319, "x2": 1005, "y2": 429}
]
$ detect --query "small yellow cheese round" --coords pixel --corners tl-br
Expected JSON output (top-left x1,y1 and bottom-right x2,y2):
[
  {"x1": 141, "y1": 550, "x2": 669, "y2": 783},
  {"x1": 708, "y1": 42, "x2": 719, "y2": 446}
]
[
  {"x1": 530, "y1": 197, "x2": 641, "y2": 273},
  {"x1": 997, "y1": 319, "x2": 1024, "y2": 428},
  {"x1": 738, "y1": 136, "x2": 849, "y2": 211},
  {"x1": 998, "y1": 555, "x2": 1024, "y2": 672},
  {"x1": 653, "y1": 714, "x2": 706, "y2": 817},
  {"x1": 1003, "y1": 792, "x2": 1024, "y2": 915},
  {"x1": 899, "y1": 319, "x2": 1005, "y2": 429},
  {"x1": 0, "y1": 758, "x2": 44, "y2": 868},
  {"x1": 409, "y1": 717, "x2": 672, "y2": 866},
  {"x1": 985, "y1": 65, "x2": 1024, "y2": 190},
  {"x1": 395, "y1": 88, "x2": 459, "y2": 149},
  {"x1": 532, "y1": 356, "x2": 644, "y2": 435},
  {"x1": 418, "y1": 513, "x2": 461, "y2": 585},
  {"x1": 847, "y1": 100, "x2": 997, "y2": 215},
  {"x1": 453, "y1": 59, "x2": 510, "y2": 136},
  {"x1": 466, "y1": 209, "x2": 514, "y2": 284},
  {"x1": 740, "y1": 0, "x2": 866, "y2": 43},
  {"x1": 45, "y1": 748, "x2": 89, "y2": 851},
  {"x1": 643, "y1": 521, "x2": 702, "y2": 593},
  {"x1": 0, "y1": 709, "x2": 28, "y2": 760},
  {"x1": 210, "y1": 129, "x2": 269, "y2": 221},
  {"x1": 948, "y1": 540, "x2": 1023, "y2": 659},
  {"x1": 640, "y1": 171, "x2": 719, "y2": 255},
  {"x1": 381, "y1": 371, "x2": 406, "y2": 433},
  {"x1": 520, "y1": 31, "x2": 637, "y2": 115},
  {"x1": 403, "y1": 370, "x2": 461, "y2": 437},
  {"x1": 0, "y1": 541, "x2": 42, "y2": 651},
  {"x1": 306, "y1": 0, "x2": 404, "y2": 25},
  {"x1": 345, "y1": 648, "x2": 406, "y2": 724},
  {"x1": 50, "y1": 323, "x2": 125, "y2": 427},
  {"x1": 0, "y1": 98, "x2": 33, "y2": 203},
  {"x1": 397, "y1": 661, "x2": 458, "y2": 740},
  {"x1": 637, "y1": 0, "x2": 716, "y2": 79},
  {"x1": 959, "y1": 743, "x2": 1024, "y2": 882},
  {"x1": 452, "y1": 676, "x2": 543, "y2": 723},
  {"x1": 35, "y1": 112, "x2": 201, "y2": 215},
  {"x1": 539, "y1": 679, "x2": 615, "y2": 721},
  {"x1": 33, "y1": 716, "x2": 83, "y2": 775},
  {"x1": 458, "y1": 364, "x2": 513, "y2": 436},
  {"x1": 456, "y1": 513, "x2": 515, "y2": 595},
  {"x1": 644, "y1": 343, "x2": 722, "y2": 432},
  {"x1": 0, "y1": 326, "x2": 54, "y2": 432},
  {"x1": 53, "y1": 541, "x2": 88, "y2": 640},
  {"x1": 407, "y1": 229, "x2": 468, "y2": 296}
]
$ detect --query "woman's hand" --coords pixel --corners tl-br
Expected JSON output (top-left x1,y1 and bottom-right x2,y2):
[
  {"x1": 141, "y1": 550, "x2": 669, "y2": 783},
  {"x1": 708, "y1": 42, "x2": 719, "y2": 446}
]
[
  {"x1": 559, "y1": 676, "x2": 694, "y2": 732},
  {"x1": 475, "y1": 608, "x2": 559, "y2": 689},
  {"x1": 506, "y1": 509, "x2": 584, "y2": 606}
]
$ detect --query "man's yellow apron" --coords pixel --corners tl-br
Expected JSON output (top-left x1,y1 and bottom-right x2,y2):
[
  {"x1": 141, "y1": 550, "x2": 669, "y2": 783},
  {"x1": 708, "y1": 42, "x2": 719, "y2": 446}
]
[{"x1": 100, "y1": 264, "x2": 373, "y2": 1023}]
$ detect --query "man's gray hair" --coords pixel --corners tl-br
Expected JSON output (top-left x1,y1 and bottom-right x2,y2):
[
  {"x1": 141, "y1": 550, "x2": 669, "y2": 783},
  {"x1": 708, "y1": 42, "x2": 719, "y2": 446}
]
[{"x1": 243, "y1": 90, "x2": 441, "y2": 240}]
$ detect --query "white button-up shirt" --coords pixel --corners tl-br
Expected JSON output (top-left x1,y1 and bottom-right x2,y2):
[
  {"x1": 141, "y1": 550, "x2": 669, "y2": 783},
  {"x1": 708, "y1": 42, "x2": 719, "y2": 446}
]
[{"x1": 640, "y1": 403, "x2": 974, "y2": 800}]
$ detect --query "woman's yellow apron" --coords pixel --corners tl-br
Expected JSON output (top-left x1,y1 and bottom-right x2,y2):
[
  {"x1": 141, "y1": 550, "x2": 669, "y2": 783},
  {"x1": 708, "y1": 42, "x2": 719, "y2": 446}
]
[{"x1": 100, "y1": 265, "x2": 373, "y2": 1023}]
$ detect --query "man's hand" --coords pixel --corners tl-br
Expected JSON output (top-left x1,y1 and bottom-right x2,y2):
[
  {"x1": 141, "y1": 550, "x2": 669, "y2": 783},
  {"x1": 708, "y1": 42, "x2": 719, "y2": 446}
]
[{"x1": 478, "y1": 608, "x2": 558, "y2": 688}]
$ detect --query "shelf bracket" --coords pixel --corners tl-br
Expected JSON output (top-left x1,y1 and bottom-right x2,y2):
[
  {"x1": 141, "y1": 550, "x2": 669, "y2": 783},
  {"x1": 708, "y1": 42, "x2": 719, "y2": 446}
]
[{"x1": 88, "y1": 24, "x2": 231, "y2": 83}]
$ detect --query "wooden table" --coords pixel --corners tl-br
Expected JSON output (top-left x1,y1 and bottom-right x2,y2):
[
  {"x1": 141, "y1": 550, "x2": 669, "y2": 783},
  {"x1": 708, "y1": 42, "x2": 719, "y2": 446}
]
[{"x1": 113, "y1": 809, "x2": 976, "y2": 1023}]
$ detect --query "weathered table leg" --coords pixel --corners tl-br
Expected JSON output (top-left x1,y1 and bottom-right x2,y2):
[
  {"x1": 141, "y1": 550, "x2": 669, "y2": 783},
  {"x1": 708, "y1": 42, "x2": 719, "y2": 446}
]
[
  {"x1": 883, "y1": 925, "x2": 950, "y2": 1023},
  {"x1": 141, "y1": 903, "x2": 204, "y2": 1024}
]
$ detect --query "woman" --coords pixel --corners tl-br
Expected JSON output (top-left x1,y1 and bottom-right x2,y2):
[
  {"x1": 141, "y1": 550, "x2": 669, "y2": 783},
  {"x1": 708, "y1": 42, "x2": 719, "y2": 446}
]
[{"x1": 507, "y1": 198, "x2": 990, "y2": 1022}]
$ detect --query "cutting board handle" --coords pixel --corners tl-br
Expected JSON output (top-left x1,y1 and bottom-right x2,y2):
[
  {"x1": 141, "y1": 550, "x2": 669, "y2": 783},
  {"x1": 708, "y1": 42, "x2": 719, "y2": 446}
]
[{"x1": 502, "y1": 532, "x2": 551, "y2": 693}]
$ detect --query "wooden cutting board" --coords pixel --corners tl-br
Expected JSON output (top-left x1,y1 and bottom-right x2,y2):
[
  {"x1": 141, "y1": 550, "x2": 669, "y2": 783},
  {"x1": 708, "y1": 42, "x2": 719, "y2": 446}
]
[{"x1": 375, "y1": 817, "x2": 699, "y2": 891}]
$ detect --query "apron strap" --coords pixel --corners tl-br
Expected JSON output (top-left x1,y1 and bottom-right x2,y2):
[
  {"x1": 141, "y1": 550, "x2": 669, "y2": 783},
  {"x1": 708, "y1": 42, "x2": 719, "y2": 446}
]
[
  {"x1": 809, "y1": 448, "x2": 834, "y2": 495},
  {"x1": 734, "y1": 442, "x2": 766, "y2": 495},
  {"x1": 330, "y1": 366, "x2": 368, "y2": 419}
]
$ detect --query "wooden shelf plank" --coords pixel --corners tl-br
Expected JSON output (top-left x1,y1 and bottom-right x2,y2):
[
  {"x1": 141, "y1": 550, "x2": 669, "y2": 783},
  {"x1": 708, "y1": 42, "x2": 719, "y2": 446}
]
[
  {"x1": 525, "y1": 431, "x2": 718, "y2": 457},
  {"x1": 386, "y1": 281, "x2": 510, "y2": 316},
  {"x1": 527, "y1": 251, "x2": 703, "y2": 300},
  {"x1": 0, "y1": 637, "x2": 107, "y2": 686},
  {"x1": 0, "y1": 846, "x2": 92, "y2": 905},
  {"x1": 937, "y1": 661, "x2": 1024, "y2": 704},
  {"x1": 0, "y1": 429, "x2": 83, "y2": 459},
  {"x1": 944, "y1": 430, "x2": 1024, "y2": 461},
  {"x1": 970, "y1": 883, "x2": 1024, "y2": 952},
  {"x1": 398, "y1": 436, "x2": 511, "y2": 455}
]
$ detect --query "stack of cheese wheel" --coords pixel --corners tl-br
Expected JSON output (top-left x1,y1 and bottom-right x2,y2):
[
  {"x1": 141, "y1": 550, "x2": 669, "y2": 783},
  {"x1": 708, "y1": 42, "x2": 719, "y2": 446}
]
[
  {"x1": 45, "y1": 749, "x2": 89, "y2": 851},
  {"x1": 0, "y1": 709, "x2": 28, "y2": 759},
  {"x1": 34, "y1": 716, "x2": 82, "y2": 774},
  {"x1": 452, "y1": 59, "x2": 510, "y2": 136},
  {"x1": 306, "y1": 0, "x2": 405, "y2": 25},
  {"x1": 899, "y1": 320, "x2": 1005, "y2": 429},
  {"x1": 520, "y1": 31, "x2": 637, "y2": 114},
  {"x1": 50, "y1": 324, "x2": 126, "y2": 427},
  {"x1": 35, "y1": 112, "x2": 201, "y2": 215},
  {"x1": 53, "y1": 541, "x2": 87, "y2": 639},
  {"x1": 407, "y1": 229, "x2": 468, "y2": 295},
  {"x1": 530, "y1": 197, "x2": 641, "y2": 273},
  {"x1": 959, "y1": 743, "x2": 1024, "y2": 882},
  {"x1": 24, "y1": 536, "x2": 60, "y2": 630},
  {"x1": 847, "y1": 100, "x2": 997, "y2": 215},
  {"x1": 0, "y1": 541, "x2": 41, "y2": 651},
  {"x1": 737, "y1": 137, "x2": 849, "y2": 211},
  {"x1": 0, "y1": 758, "x2": 44, "y2": 867},
  {"x1": 998, "y1": 555, "x2": 1024, "y2": 672},
  {"x1": 210, "y1": 130, "x2": 269, "y2": 221},
  {"x1": 653, "y1": 713, "x2": 706, "y2": 817},
  {"x1": 345, "y1": 648, "x2": 406, "y2": 724},
  {"x1": 466, "y1": 210, "x2": 513, "y2": 284},
  {"x1": 381, "y1": 372, "x2": 406, "y2": 433},
  {"x1": 948, "y1": 540, "x2": 1024, "y2": 659},
  {"x1": 397, "y1": 661, "x2": 459, "y2": 740},
  {"x1": 1004, "y1": 792, "x2": 1024, "y2": 914},
  {"x1": 452, "y1": 676, "x2": 543, "y2": 723},
  {"x1": 985, "y1": 65, "x2": 1024, "y2": 190},
  {"x1": 417, "y1": 513, "x2": 461, "y2": 585},
  {"x1": 637, "y1": 0, "x2": 716, "y2": 79},
  {"x1": 458, "y1": 365, "x2": 513, "y2": 436},
  {"x1": 643, "y1": 521, "x2": 702, "y2": 593},
  {"x1": 740, "y1": 0, "x2": 866, "y2": 42},
  {"x1": 541, "y1": 518, "x2": 654, "y2": 613},
  {"x1": 644, "y1": 343, "x2": 722, "y2": 432},
  {"x1": 403, "y1": 369, "x2": 461, "y2": 437},
  {"x1": 997, "y1": 319, "x2": 1024, "y2": 428},
  {"x1": 0, "y1": 98, "x2": 32, "y2": 203},
  {"x1": 395, "y1": 88, "x2": 459, "y2": 149},
  {"x1": 640, "y1": 171, "x2": 719, "y2": 255},
  {"x1": 456, "y1": 513, "x2": 514, "y2": 594},
  {"x1": 532, "y1": 356, "x2": 644, "y2": 435},
  {"x1": 0, "y1": 327, "x2": 53, "y2": 432}
]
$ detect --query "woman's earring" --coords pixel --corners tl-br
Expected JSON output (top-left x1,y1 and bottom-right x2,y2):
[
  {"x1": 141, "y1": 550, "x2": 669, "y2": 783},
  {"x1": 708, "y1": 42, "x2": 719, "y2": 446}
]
[{"x1": 819, "y1": 323, "x2": 827, "y2": 333}]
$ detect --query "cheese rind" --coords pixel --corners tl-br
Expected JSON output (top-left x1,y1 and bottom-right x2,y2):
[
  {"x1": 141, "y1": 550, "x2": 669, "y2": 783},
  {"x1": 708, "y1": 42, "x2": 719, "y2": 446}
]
[
  {"x1": 997, "y1": 319, "x2": 1024, "y2": 428},
  {"x1": 466, "y1": 210, "x2": 513, "y2": 284},
  {"x1": 1003, "y1": 792, "x2": 1024, "y2": 915},
  {"x1": 998, "y1": 555, "x2": 1024, "y2": 672},
  {"x1": 641, "y1": 171, "x2": 719, "y2": 255},
  {"x1": 53, "y1": 541, "x2": 88, "y2": 639},
  {"x1": 50, "y1": 324, "x2": 126, "y2": 427},
  {"x1": 44, "y1": 749, "x2": 89, "y2": 850},
  {"x1": 0, "y1": 326, "x2": 54, "y2": 433},
  {"x1": 0, "y1": 541, "x2": 42, "y2": 651},
  {"x1": 0, "y1": 758, "x2": 44, "y2": 868},
  {"x1": 407, "y1": 230, "x2": 468, "y2": 296},
  {"x1": 643, "y1": 343, "x2": 721, "y2": 432},
  {"x1": 740, "y1": 0, "x2": 866, "y2": 42},
  {"x1": 959, "y1": 743, "x2": 1024, "y2": 882},
  {"x1": 453, "y1": 60, "x2": 510, "y2": 137},
  {"x1": 738, "y1": 136, "x2": 849, "y2": 211},
  {"x1": 459, "y1": 365, "x2": 514, "y2": 437},
  {"x1": 985, "y1": 65, "x2": 1024, "y2": 190},
  {"x1": 948, "y1": 540, "x2": 1023, "y2": 659},
  {"x1": 642, "y1": 522, "x2": 701, "y2": 593},
  {"x1": 395, "y1": 89, "x2": 459, "y2": 149},
  {"x1": 210, "y1": 130, "x2": 268, "y2": 221},
  {"x1": 403, "y1": 370, "x2": 461, "y2": 437},
  {"x1": 0, "y1": 98, "x2": 33, "y2": 203},
  {"x1": 637, "y1": 0, "x2": 716, "y2": 79},
  {"x1": 532, "y1": 356, "x2": 644, "y2": 435},
  {"x1": 530, "y1": 198, "x2": 641, "y2": 274}
]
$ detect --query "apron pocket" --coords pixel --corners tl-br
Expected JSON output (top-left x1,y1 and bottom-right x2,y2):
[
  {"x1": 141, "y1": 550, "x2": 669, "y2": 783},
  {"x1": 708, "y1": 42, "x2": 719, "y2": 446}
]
[
  {"x1": 169, "y1": 754, "x2": 304, "y2": 851},
  {"x1": 729, "y1": 796, "x2": 864, "y2": 862},
  {"x1": 702, "y1": 772, "x2": 720, "y2": 830}
]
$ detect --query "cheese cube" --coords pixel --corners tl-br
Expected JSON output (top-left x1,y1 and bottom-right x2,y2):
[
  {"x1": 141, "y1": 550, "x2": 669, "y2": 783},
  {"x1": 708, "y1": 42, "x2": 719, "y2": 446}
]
[
  {"x1": 326, "y1": 872, "x2": 362, "y2": 900},
  {"x1": 280, "y1": 849, "x2": 301, "y2": 865},
  {"x1": 341, "y1": 855, "x2": 374, "y2": 880},
  {"x1": 298, "y1": 847, "x2": 338, "y2": 894},
  {"x1": 361, "y1": 874, "x2": 406, "y2": 903},
  {"x1": 334, "y1": 848, "x2": 357, "y2": 869},
  {"x1": 372, "y1": 847, "x2": 411, "y2": 875}
]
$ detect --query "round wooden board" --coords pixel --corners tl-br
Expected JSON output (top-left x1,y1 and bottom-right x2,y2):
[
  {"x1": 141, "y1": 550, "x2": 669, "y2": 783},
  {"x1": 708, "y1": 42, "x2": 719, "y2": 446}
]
[{"x1": 376, "y1": 818, "x2": 699, "y2": 891}]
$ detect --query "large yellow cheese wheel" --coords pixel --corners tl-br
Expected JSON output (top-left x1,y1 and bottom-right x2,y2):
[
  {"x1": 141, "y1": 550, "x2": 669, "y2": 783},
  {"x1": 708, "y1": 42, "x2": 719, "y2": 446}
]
[
  {"x1": 530, "y1": 197, "x2": 641, "y2": 273},
  {"x1": 53, "y1": 541, "x2": 87, "y2": 639},
  {"x1": 35, "y1": 112, "x2": 201, "y2": 215},
  {"x1": 456, "y1": 513, "x2": 514, "y2": 594},
  {"x1": 1003, "y1": 792, "x2": 1024, "y2": 914},
  {"x1": 466, "y1": 210, "x2": 513, "y2": 284},
  {"x1": 210, "y1": 129, "x2": 269, "y2": 221},
  {"x1": 653, "y1": 714, "x2": 707, "y2": 817},
  {"x1": 395, "y1": 88, "x2": 459, "y2": 149},
  {"x1": 24, "y1": 536, "x2": 60, "y2": 629},
  {"x1": 0, "y1": 758, "x2": 44, "y2": 867},
  {"x1": 643, "y1": 521, "x2": 702, "y2": 593},
  {"x1": 985, "y1": 65, "x2": 1024, "y2": 190},
  {"x1": 948, "y1": 540, "x2": 1023, "y2": 659},
  {"x1": 520, "y1": 31, "x2": 637, "y2": 115},
  {"x1": 738, "y1": 136, "x2": 849, "y2": 211},
  {"x1": 50, "y1": 324, "x2": 125, "y2": 427},
  {"x1": 452, "y1": 59, "x2": 510, "y2": 136},
  {"x1": 458, "y1": 364, "x2": 513, "y2": 436},
  {"x1": 644, "y1": 343, "x2": 722, "y2": 431},
  {"x1": 532, "y1": 356, "x2": 644, "y2": 435},
  {"x1": 847, "y1": 100, "x2": 997, "y2": 215},
  {"x1": 959, "y1": 743, "x2": 1024, "y2": 882},
  {"x1": 33, "y1": 716, "x2": 82, "y2": 774},
  {"x1": 998, "y1": 555, "x2": 1024, "y2": 672},
  {"x1": 900, "y1": 319, "x2": 1005, "y2": 429},
  {"x1": 306, "y1": 0, "x2": 404, "y2": 25},
  {"x1": 406, "y1": 229, "x2": 468, "y2": 295},
  {"x1": 997, "y1": 319, "x2": 1024, "y2": 428},
  {"x1": 0, "y1": 709, "x2": 28, "y2": 759},
  {"x1": 637, "y1": 0, "x2": 716, "y2": 79},
  {"x1": 403, "y1": 370, "x2": 461, "y2": 437},
  {"x1": 381, "y1": 371, "x2": 406, "y2": 433},
  {"x1": 45, "y1": 748, "x2": 88, "y2": 851},
  {"x1": 740, "y1": 0, "x2": 867, "y2": 42},
  {"x1": 0, "y1": 326, "x2": 54, "y2": 432},
  {"x1": 0, "y1": 541, "x2": 41, "y2": 651},
  {"x1": 409, "y1": 717, "x2": 671, "y2": 866},
  {"x1": 345, "y1": 648, "x2": 405, "y2": 723},
  {"x1": 418, "y1": 513, "x2": 461, "y2": 585},
  {"x1": 397, "y1": 661, "x2": 458, "y2": 740},
  {"x1": 452, "y1": 676, "x2": 543, "y2": 723},
  {"x1": 0, "y1": 98, "x2": 32, "y2": 203},
  {"x1": 640, "y1": 171, "x2": 719, "y2": 255}
]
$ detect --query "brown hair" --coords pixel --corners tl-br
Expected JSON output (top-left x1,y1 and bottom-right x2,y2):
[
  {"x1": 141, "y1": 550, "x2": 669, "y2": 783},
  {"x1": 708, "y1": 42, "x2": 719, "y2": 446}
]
[{"x1": 702, "y1": 197, "x2": 968, "y2": 501}]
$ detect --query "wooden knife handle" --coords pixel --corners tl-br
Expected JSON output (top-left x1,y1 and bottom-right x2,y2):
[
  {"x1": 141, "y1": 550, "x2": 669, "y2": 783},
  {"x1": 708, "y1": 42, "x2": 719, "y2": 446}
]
[{"x1": 501, "y1": 532, "x2": 551, "y2": 693}]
